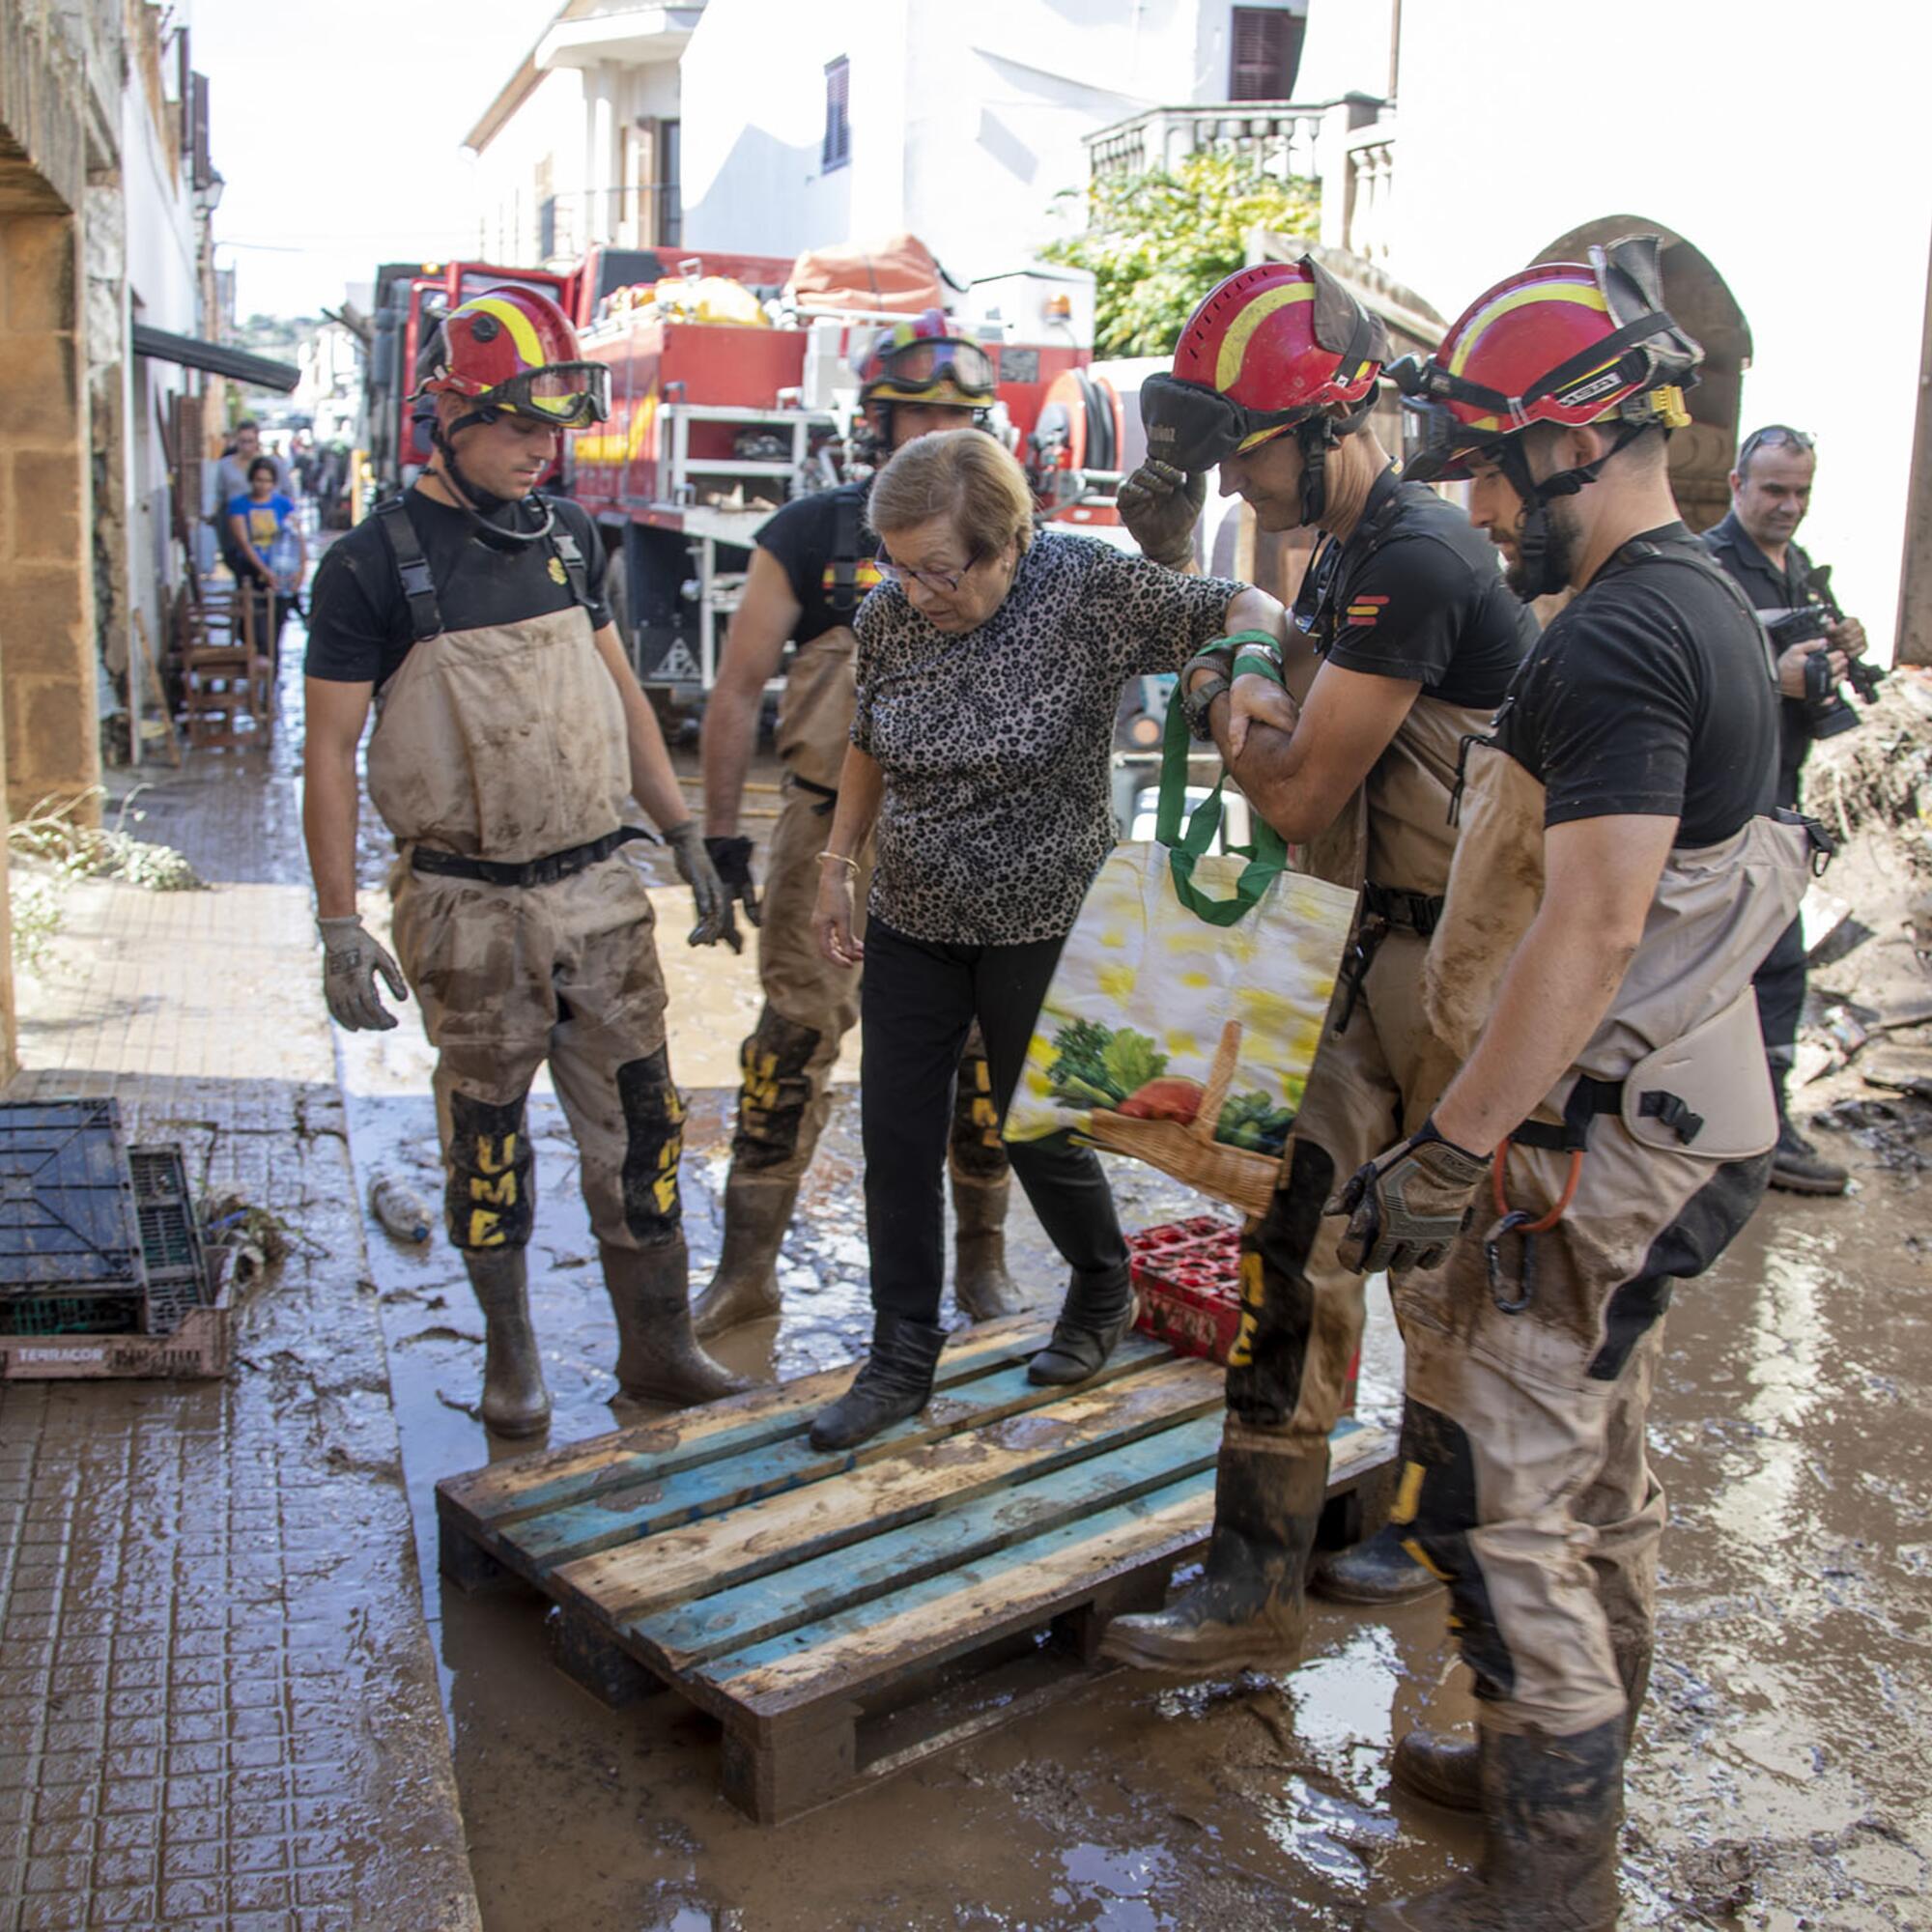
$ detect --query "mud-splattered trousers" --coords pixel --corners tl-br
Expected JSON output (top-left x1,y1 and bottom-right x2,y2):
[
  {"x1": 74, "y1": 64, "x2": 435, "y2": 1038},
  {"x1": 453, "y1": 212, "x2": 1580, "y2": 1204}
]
[
  {"x1": 730, "y1": 625, "x2": 1009, "y2": 1192},
  {"x1": 365, "y1": 601, "x2": 688, "y2": 1259},
  {"x1": 1389, "y1": 738, "x2": 1816, "y2": 1736},
  {"x1": 1227, "y1": 695, "x2": 1492, "y2": 1459}
]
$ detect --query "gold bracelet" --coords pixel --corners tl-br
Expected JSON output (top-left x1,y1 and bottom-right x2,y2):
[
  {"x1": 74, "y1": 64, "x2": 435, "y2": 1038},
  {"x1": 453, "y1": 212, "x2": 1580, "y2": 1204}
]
[{"x1": 817, "y1": 850, "x2": 860, "y2": 874}]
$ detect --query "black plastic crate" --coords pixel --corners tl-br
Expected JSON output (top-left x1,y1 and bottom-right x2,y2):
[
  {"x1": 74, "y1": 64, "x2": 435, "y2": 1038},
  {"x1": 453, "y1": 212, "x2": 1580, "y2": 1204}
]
[
  {"x1": 128, "y1": 1146, "x2": 213, "y2": 1336},
  {"x1": 0, "y1": 1098, "x2": 144, "y2": 1294}
]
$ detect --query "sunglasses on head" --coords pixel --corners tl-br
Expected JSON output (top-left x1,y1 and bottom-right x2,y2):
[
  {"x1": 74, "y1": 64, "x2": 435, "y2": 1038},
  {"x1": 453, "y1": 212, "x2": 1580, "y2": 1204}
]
[{"x1": 1738, "y1": 425, "x2": 1814, "y2": 468}]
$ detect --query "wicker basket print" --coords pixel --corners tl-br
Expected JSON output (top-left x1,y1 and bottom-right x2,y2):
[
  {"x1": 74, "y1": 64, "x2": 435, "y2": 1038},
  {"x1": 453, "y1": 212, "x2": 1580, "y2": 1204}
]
[{"x1": 1005, "y1": 706, "x2": 1356, "y2": 1218}]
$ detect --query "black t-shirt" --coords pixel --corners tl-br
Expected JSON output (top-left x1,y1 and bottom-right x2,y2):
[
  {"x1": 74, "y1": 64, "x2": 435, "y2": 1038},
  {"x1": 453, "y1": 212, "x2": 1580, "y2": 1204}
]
[
  {"x1": 1699, "y1": 509, "x2": 1818, "y2": 809},
  {"x1": 754, "y1": 482, "x2": 882, "y2": 649},
  {"x1": 1307, "y1": 469, "x2": 1535, "y2": 708},
  {"x1": 305, "y1": 489, "x2": 611, "y2": 687},
  {"x1": 1494, "y1": 524, "x2": 1776, "y2": 846}
]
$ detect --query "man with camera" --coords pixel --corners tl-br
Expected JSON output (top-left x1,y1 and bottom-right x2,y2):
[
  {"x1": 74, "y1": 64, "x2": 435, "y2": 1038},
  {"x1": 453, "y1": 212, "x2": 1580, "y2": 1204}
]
[{"x1": 1701, "y1": 425, "x2": 1872, "y2": 1195}]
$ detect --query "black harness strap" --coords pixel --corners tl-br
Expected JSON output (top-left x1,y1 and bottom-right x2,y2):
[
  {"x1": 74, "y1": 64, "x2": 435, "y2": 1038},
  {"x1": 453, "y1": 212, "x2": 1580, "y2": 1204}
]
[
  {"x1": 545, "y1": 513, "x2": 597, "y2": 613},
  {"x1": 375, "y1": 497, "x2": 442, "y2": 643},
  {"x1": 1508, "y1": 1072, "x2": 1705, "y2": 1154},
  {"x1": 410, "y1": 826, "x2": 652, "y2": 890},
  {"x1": 828, "y1": 488, "x2": 863, "y2": 621}
]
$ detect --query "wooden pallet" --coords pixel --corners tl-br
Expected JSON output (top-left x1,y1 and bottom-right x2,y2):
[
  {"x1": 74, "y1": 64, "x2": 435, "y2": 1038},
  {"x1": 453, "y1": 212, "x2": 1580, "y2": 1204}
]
[{"x1": 435, "y1": 1314, "x2": 1395, "y2": 1823}]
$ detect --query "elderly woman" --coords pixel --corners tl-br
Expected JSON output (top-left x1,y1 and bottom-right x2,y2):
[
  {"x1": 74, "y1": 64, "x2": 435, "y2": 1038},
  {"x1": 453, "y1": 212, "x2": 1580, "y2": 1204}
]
[{"x1": 808, "y1": 430, "x2": 1283, "y2": 1448}]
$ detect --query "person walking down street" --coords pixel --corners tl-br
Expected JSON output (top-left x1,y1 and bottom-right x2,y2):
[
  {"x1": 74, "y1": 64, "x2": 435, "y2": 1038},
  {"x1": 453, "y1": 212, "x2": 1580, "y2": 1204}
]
[
  {"x1": 695, "y1": 312, "x2": 1021, "y2": 1339},
  {"x1": 226, "y1": 456, "x2": 305, "y2": 659},
  {"x1": 301, "y1": 285, "x2": 749, "y2": 1439},
  {"x1": 1099, "y1": 257, "x2": 1536, "y2": 1681},
  {"x1": 1343, "y1": 241, "x2": 1825, "y2": 1930},
  {"x1": 807, "y1": 430, "x2": 1287, "y2": 1451},
  {"x1": 212, "y1": 420, "x2": 294, "y2": 579},
  {"x1": 1701, "y1": 426, "x2": 1868, "y2": 1196}
]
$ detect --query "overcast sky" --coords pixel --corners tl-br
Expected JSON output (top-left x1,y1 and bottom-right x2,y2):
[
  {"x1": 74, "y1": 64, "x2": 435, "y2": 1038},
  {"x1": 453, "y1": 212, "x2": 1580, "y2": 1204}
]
[{"x1": 188, "y1": 0, "x2": 552, "y2": 318}]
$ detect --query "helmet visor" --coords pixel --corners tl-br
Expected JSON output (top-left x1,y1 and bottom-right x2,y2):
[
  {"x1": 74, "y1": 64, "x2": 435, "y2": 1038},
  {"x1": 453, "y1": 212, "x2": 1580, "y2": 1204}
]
[
  {"x1": 1140, "y1": 373, "x2": 1311, "y2": 471},
  {"x1": 873, "y1": 336, "x2": 997, "y2": 398},
  {"x1": 484, "y1": 362, "x2": 611, "y2": 428}
]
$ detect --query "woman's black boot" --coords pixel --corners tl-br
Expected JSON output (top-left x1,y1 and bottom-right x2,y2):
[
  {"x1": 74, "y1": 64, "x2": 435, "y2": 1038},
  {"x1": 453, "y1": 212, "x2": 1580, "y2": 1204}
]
[
  {"x1": 809, "y1": 1312, "x2": 948, "y2": 1451},
  {"x1": 1028, "y1": 1264, "x2": 1135, "y2": 1385}
]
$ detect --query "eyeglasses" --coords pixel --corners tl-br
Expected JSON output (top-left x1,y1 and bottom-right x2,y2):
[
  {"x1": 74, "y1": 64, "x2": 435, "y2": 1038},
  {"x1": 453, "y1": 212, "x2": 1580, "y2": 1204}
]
[
  {"x1": 1738, "y1": 425, "x2": 1815, "y2": 469},
  {"x1": 875, "y1": 545, "x2": 985, "y2": 594}
]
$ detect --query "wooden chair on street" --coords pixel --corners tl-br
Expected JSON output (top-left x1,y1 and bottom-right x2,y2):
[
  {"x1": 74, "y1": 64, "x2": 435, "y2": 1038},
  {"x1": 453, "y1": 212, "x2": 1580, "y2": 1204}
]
[{"x1": 177, "y1": 581, "x2": 272, "y2": 749}]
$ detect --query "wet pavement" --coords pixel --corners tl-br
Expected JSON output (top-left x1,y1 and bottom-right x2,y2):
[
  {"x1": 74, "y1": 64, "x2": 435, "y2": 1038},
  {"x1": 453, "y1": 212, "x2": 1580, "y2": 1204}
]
[{"x1": 9, "y1": 626, "x2": 1932, "y2": 1929}]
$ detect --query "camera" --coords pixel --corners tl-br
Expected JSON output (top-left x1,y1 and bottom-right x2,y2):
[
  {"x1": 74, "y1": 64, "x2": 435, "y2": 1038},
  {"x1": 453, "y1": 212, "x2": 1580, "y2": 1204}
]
[{"x1": 1765, "y1": 564, "x2": 1883, "y2": 740}]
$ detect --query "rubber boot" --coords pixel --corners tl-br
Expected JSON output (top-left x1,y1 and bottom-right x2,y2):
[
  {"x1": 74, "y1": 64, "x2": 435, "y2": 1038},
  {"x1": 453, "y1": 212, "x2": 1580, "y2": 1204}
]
[
  {"x1": 1310, "y1": 1520, "x2": 1443, "y2": 1605},
  {"x1": 808, "y1": 1311, "x2": 948, "y2": 1452},
  {"x1": 1393, "y1": 1635, "x2": 1654, "y2": 1817},
  {"x1": 1099, "y1": 1422, "x2": 1326, "y2": 1675},
  {"x1": 466, "y1": 1248, "x2": 552, "y2": 1438},
  {"x1": 605, "y1": 1240, "x2": 757, "y2": 1407},
  {"x1": 952, "y1": 1171, "x2": 1024, "y2": 1322},
  {"x1": 1768, "y1": 1062, "x2": 1848, "y2": 1195},
  {"x1": 692, "y1": 1172, "x2": 798, "y2": 1338},
  {"x1": 1368, "y1": 1718, "x2": 1625, "y2": 1931},
  {"x1": 1027, "y1": 1264, "x2": 1135, "y2": 1385}
]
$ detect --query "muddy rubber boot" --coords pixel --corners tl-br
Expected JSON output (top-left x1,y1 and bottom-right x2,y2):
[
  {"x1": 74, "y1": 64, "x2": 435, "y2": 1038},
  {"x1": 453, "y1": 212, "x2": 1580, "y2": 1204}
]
[
  {"x1": 605, "y1": 1240, "x2": 758, "y2": 1407},
  {"x1": 1769, "y1": 1115, "x2": 1849, "y2": 1195},
  {"x1": 1369, "y1": 1719, "x2": 1625, "y2": 1932},
  {"x1": 692, "y1": 1173, "x2": 798, "y2": 1338},
  {"x1": 952, "y1": 1172, "x2": 1024, "y2": 1322},
  {"x1": 1099, "y1": 1423, "x2": 1326, "y2": 1675},
  {"x1": 465, "y1": 1248, "x2": 552, "y2": 1439},
  {"x1": 1028, "y1": 1264, "x2": 1135, "y2": 1385},
  {"x1": 1309, "y1": 1521, "x2": 1443, "y2": 1605},
  {"x1": 1392, "y1": 1635, "x2": 1654, "y2": 1818},
  {"x1": 808, "y1": 1312, "x2": 948, "y2": 1452}
]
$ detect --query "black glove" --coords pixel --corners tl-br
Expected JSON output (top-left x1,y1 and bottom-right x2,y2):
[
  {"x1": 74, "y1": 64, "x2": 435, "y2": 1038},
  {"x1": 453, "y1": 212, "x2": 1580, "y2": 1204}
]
[
  {"x1": 1331, "y1": 1119, "x2": 1491, "y2": 1274},
  {"x1": 705, "y1": 835, "x2": 760, "y2": 956},
  {"x1": 665, "y1": 821, "x2": 730, "y2": 949}
]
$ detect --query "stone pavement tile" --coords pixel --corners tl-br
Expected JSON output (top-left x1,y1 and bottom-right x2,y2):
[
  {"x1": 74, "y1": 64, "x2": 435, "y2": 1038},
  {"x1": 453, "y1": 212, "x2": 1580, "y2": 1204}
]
[{"x1": 3, "y1": 802, "x2": 481, "y2": 1929}]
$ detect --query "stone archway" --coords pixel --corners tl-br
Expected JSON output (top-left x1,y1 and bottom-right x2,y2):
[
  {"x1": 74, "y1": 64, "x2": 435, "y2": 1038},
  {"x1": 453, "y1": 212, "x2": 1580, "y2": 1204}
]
[{"x1": 1535, "y1": 218, "x2": 1752, "y2": 535}]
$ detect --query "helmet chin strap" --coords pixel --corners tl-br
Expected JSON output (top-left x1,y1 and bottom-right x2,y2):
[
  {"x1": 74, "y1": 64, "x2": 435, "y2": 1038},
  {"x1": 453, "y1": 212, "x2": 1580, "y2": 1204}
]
[
  {"x1": 1295, "y1": 393, "x2": 1377, "y2": 526},
  {"x1": 1496, "y1": 423, "x2": 1648, "y2": 600},
  {"x1": 427, "y1": 416, "x2": 554, "y2": 551}
]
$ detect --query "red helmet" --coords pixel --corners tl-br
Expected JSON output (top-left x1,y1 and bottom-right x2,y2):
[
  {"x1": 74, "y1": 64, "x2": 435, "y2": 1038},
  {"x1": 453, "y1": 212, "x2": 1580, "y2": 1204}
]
[
  {"x1": 855, "y1": 308, "x2": 997, "y2": 411},
  {"x1": 1391, "y1": 238, "x2": 1698, "y2": 482},
  {"x1": 1140, "y1": 256, "x2": 1388, "y2": 475},
  {"x1": 416, "y1": 285, "x2": 610, "y2": 428}
]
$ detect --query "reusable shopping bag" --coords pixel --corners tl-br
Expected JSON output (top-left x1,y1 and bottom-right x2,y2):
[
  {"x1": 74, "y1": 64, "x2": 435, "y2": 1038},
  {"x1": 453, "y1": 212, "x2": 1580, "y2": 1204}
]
[{"x1": 1004, "y1": 699, "x2": 1356, "y2": 1216}]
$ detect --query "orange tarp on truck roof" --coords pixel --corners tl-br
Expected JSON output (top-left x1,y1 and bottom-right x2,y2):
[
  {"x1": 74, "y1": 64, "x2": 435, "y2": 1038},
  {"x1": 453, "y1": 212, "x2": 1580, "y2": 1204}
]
[{"x1": 786, "y1": 234, "x2": 945, "y2": 314}]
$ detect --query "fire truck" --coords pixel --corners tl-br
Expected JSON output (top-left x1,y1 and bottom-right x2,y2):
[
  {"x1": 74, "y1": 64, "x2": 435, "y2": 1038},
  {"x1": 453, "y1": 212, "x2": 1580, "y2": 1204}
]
[{"x1": 358, "y1": 244, "x2": 1127, "y2": 711}]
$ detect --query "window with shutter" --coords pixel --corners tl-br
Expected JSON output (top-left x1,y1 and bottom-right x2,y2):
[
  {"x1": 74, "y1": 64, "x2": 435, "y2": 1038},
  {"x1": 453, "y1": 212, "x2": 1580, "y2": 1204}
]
[
  {"x1": 823, "y1": 57, "x2": 851, "y2": 171},
  {"x1": 1229, "y1": 7, "x2": 1306, "y2": 99}
]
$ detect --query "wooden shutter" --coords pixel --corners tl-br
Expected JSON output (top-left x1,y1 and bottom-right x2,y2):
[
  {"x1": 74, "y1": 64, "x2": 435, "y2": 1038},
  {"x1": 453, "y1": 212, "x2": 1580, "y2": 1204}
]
[{"x1": 1230, "y1": 8, "x2": 1306, "y2": 99}]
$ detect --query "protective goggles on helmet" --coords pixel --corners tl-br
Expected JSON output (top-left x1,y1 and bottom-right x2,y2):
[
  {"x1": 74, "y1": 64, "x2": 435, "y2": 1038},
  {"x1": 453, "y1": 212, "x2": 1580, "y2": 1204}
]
[
  {"x1": 870, "y1": 336, "x2": 996, "y2": 397},
  {"x1": 472, "y1": 361, "x2": 611, "y2": 428},
  {"x1": 1393, "y1": 389, "x2": 1493, "y2": 483},
  {"x1": 1139, "y1": 373, "x2": 1316, "y2": 471}
]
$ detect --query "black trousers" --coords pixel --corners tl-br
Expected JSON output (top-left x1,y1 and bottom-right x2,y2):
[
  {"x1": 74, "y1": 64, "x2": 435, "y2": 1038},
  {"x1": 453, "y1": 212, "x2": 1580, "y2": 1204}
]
[
  {"x1": 1753, "y1": 914, "x2": 1806, "y2": 1069},
  {"x1": 860, "y1": 916, "x2": 1129, "y2": 1323}
]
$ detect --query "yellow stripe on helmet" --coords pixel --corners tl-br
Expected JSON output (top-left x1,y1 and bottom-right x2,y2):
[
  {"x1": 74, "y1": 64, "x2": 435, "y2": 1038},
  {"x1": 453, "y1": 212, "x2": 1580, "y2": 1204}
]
[
  {"x1": 1214, "y1": 281, "x2": 1315, "y2": 394},
  {"x1": 456, "y1": 295, "x2": 548, "y2": 372},
  {"x1": 1447, "y1": 280, "x2": 1607, "y2": 380}
]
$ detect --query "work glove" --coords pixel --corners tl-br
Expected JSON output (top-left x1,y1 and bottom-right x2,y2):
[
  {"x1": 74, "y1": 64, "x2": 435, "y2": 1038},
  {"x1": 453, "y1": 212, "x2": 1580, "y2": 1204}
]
[
  {"x1": 666, "y1": 819, "x2": 730, "y2": 949},
  {"x1": 1331, "y1": 1119, "x2": 1491, "y2": 1274},
  {"x1": 1118, "y1": 460, "x2": 1208, "y2": 569},
  {"x1": 317, "y1": 915, "x2": 407, "y2": 1033},
  {"x1": 704, "y1": 835, "x2": 761, "y2": 956}
]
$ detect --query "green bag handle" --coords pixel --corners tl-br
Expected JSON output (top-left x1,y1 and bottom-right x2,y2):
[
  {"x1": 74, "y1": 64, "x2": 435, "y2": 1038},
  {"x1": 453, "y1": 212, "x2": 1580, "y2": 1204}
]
[{"x1": 1154, "y1": 680, "x2": 1288, "y2": 927}]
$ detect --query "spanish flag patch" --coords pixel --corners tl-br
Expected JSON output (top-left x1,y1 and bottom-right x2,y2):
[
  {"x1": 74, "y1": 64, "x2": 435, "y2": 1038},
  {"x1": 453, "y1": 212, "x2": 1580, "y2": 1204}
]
[
  {"x1": 1345, "y1": 594, "x2": 1389, "y2": 627},
  {"x1": 822, "y1": 559, "x2": 885, "y2": 596}
]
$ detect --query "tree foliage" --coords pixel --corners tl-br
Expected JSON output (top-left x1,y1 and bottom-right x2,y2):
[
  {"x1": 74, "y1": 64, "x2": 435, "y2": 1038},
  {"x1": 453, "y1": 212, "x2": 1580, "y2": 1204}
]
[{"x1": 1043, "y1": 152, "x2": 1320, "y2": 357}]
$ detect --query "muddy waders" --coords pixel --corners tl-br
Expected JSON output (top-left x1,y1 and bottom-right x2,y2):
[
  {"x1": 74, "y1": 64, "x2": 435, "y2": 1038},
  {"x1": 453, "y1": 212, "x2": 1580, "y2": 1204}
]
[
  {"x1": 695, "y1": 624, "x2": 1015, "y2": 1336},
  {"x1": 363, "y1": 505, "x2": 749, "y2": 1425}
]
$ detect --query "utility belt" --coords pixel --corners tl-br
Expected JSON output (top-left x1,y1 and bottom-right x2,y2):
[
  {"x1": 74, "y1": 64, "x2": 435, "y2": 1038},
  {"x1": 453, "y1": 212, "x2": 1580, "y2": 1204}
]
[
  {"x1": 408, "y1": 825, "x2": 651, "y2": 890},
  {"x1": 1483, "y1": 985, "x2": 1773, "y2": 1315},
  {"x1": 1333, "y1": 881, "x2": 1446, "y2": 1034}
]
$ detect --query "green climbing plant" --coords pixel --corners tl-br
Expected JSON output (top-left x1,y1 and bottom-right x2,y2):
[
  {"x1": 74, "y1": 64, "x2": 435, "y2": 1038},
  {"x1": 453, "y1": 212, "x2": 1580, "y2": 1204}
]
[{"x1": 1043, "y1": 150, "x2": 1321, "y2": 357}]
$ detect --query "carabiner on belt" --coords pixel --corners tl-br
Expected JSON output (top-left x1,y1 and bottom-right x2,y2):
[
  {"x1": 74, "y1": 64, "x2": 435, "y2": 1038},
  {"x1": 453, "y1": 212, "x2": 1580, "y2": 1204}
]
[
  {"x1": 1332, "y1": 916, "x2": 1388, "y2": 1037},
  {"x1": 1483, "y1": 1139, "x2": 1585, "y2": 1315}
]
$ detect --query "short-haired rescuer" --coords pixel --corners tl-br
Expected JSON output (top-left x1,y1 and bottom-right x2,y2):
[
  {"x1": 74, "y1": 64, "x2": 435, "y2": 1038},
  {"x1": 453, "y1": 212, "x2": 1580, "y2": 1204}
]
[
  {"x1": 1098, "y1": 256, "x2": 1536, "y2": 1677},
  {"x1": 302, "y1": 284, "x2": 746, "y2": 1437},
  {"x1": 1337, "y1": 239, "x2": 1827, "y2": 1931}
]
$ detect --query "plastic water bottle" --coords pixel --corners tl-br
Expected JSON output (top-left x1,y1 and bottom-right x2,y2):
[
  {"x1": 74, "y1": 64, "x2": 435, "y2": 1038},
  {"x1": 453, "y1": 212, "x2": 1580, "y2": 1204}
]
[
  {"x1": 370, "y1": 1173, "x2": 433, "y2": 1243},
  {"x1": 267, "y1": 524, "x2": 301, "y2": 591}
]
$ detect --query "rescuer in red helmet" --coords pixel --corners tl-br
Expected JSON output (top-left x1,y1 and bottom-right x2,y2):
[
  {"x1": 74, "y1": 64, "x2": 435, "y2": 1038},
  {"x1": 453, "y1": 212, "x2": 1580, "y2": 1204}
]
[
  {"x1": 1101, "y1": 256, "x2": 1537, "y2": 1675},
  {"x1": 302, "y1": 285, "x2": 746, "y2": 1437},
  {"x1": 692, "y1": 309, "x2": 1020, "y2": 1337},
  {"x1": 1333, "y1": 240, "x2": 1828, "y2": 1929}
]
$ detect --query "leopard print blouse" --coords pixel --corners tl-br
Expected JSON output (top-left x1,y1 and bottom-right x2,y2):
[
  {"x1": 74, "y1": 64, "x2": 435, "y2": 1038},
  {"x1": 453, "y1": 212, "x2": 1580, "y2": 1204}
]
[{"x1": 851, "y1": 530, "x2": 1242, "y2": 946}]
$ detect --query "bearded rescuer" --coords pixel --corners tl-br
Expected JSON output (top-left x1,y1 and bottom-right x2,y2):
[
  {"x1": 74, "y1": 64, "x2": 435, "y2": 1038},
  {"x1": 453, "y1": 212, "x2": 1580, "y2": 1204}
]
[
  {"x1": 1336, "y1": 242, "x2": 1826, "y2": 1930},
  {"x1": 693, "y1": 313, "x2": 1021, "y2": 1338},
  {"x1": 1098, "y1": 257, "x2": 1535, "y2": 1679},
  {"x1": 302, "y1": 286, "x2": 748, "y2": 1438}
]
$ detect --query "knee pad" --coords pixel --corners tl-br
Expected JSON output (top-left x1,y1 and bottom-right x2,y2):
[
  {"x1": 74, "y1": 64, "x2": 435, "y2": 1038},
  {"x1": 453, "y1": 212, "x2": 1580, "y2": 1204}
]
[
  {"x1": 1225, "y1": 1138, "x2": 1334, "y2": 1420},
  {"x1": 949, "y1": 1044, "x2": 1010, "y2": 1182},
  {"x1": 731, "y1": 1008, "x2": 822, "y2": 1170},
  {"x1": 446, "y1": 1091, "x2": 534, "y2": 1252},
  {"x1": 1393, "y1": 1398, "x2": 1516, "y2": 1703},
  {"x1": 616, "y1": 1048, "x2": 685, "y2": 1240}
]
